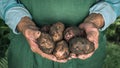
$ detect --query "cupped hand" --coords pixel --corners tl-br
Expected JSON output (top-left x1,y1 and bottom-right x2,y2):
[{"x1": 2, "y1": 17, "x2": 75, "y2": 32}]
[
  {"x1": 70, "y1": 22, "x2": 99, "y2": 60},
  {"x1": 17, "y1": 16, "x2": 67, "y2": 63},
  {"x1": 70, "y1": 13, "x2": 104, "y2": 60},
  {"x1": 24, "y1": 26, "x2": 68, "y2": 63},
  {"x1": 78, "y1": 22, "x2": 99, "y2": 60}
]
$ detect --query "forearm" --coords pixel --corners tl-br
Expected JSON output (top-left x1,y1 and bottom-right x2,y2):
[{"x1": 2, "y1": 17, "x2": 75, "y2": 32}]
[
  {"x1": 90, "y1": 0, "x2": 120, "y2": 30},
  {"x1": 83, "y1": 13, "x2": 104, "y2": 29},
  {"x1": 0, "y1": 0, "x2": 32, "y2": 34},
  {"x1": 17, "y1": 16, "x2": 37, "y2": 34}
]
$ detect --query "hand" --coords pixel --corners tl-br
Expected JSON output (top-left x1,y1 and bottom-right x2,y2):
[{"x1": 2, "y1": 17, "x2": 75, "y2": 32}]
[
  {"x1": 24, "y1": 27, "x2": 67, "y2": 63},
  {"x1": 70, "y1": 13, "x2": 104, "y2": 60},
  {"x1": 17, "y1": 16, "x2": 67, "y2": 63},
  {"x1": 70, "y1": 23, "x2": 98, "y2": 60},
  {"x1": 78, "y1": 22, "x2": 99, "y2": 60}
]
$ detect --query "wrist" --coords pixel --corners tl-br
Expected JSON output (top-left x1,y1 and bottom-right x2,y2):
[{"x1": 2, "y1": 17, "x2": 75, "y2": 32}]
[
  {"x1": 84, "y1": 13, "x2": 104, "y2": 29},
  {"x1": 17, "y1": 16, "x2": 36, "y2": 33}
]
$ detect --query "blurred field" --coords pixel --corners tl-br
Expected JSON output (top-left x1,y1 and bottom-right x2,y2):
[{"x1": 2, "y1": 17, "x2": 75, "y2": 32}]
[
  {"x1": 103, "y1": 42, "x2": 120, "y2": 68},
  {"x1": 103, "y1": 17, "x2": 120, "y2": 68},
  {"x1": 0, "y1": 18, "x2": 120, "y2": 68}
]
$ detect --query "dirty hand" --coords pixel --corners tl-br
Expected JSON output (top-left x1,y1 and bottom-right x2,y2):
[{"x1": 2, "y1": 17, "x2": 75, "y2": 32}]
[
  {"x1": 71, "y1": 13, "x2": 104, "y2": 60},
  {"x1": 17, "y1": 16, "x2": 67, "y2": 63}
]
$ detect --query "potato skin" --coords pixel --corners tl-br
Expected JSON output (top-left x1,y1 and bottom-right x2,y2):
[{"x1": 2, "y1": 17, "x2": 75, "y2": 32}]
[
  {"x1": 37, "y1": 22, "x2": 95, "y2": 60},
  {"x1": 64, "y1": 26, "x2": 85, "y2": 41},
  {"x1": 49, "y1": 22, "x2": 65, "y2": 42},
  {"x1": 40, "y1": 25, "x2": 51, "y2": 33},
  {"x1": 53, "y1": 40, "x2": 69, "y2": 60},
  {"x1": 37, "y1": 32, "x2": 55, "y2": 54},
  {"x1": 69, "y1": 37, "x2": 94, "y2": 55}
]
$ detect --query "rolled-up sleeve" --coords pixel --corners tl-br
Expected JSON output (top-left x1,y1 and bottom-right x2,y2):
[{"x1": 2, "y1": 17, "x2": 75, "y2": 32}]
[
  {"x1": 90, "y1": 0, "x2": 120, "y2": 31},
  {"x1": 0, "y1": 0, "x2": 31, "y2": 34}
]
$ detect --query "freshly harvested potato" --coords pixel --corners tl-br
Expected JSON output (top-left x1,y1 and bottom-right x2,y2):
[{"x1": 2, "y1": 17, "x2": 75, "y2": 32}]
[
  {"x1": 37, "y1": 22, "x2": 94, "y2": 60},
  {"x1": 69, "y1": 37, "x2": 95, "y2": 55},
  {"x1": 37, "y1": 32, "x2": 55, "y2": 54},
  {"x1": 40, "y1": 25, "x2": 51, "y2": 33},
  {"x1": 64, "y1": 26, "x2": 85, "y2": 41},
  {"x1": 53, "y1": 40, "x2": 69, "y2": 60},
  {"x1": 49, "y1": 22, "x2": 65, "y2": 42}
]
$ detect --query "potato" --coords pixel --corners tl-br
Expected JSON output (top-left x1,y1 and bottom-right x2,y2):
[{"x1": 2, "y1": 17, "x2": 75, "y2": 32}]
[
  {"x1": 37, "y1": 32, "x2": 55, "y2": 54},
  {"x1": 40, "y1": 25, "x2": 51, "y2": 33},
  {"x1": 53, "y1": 40, "x2": 69, "y2": 60},
  {"x1": 37, "y1": 22, "x2": 94, "y2": 60},
  {"x1": 64, "y1": 26, "x2": 85, "y2": 41},
  {"x1": 49, "y1": 22, "x2": 65, "y2": 42},
  {"x1": 69, "y1": 37, "x2": 95, "y2": 55}
]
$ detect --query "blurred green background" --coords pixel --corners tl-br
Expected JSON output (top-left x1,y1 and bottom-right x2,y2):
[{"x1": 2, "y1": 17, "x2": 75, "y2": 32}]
[{"x1": 0, "y1": 17, "x2": 120, "y2": 68}]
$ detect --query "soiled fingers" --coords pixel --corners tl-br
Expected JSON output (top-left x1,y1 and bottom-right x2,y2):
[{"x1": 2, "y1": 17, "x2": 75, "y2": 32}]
[
  {"x1": 24, "y1": 28, "x2": 41, "y2": 39},
  {"x1": 28, "y1": 39, "x2": 67, "y2": 63},
  {"x1": 78, "y1": 52, "x2": 94, "y2": 60},
  {"x1": 86, "y1": 29, "x2": 99, "y2": 50},
  {"x1": 37, "y1": 50, "x2": 68, "y2": 63},
  {"x1": 70, "y1": 53, "x2": 77, "y2": 59}
]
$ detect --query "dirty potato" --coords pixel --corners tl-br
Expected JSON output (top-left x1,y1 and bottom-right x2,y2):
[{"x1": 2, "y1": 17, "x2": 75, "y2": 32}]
[
  {"x1": 49, "y1": 22, "x2": 65, "y2": 42},
  {"x1": 69, "y1": 37, "x2": 94, "y2": 55},
  {"x1": 37, "y1": 32, "x2": 55, "y2": 54},
  {"x1": 53, "y1": 40, "x2": 69, "y2": 60},
  {"x1": 64, "y1": 26, "x2": 85, "y2": 41}
]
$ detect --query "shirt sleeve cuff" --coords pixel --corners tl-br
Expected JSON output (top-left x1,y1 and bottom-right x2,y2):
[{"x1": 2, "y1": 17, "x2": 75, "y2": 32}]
[
  {"x1": 89, "y1": 2, "x2": 117, "y2": 31},
  {"x1": 5, "y1": 7, "x2": 32, "y2": 34}
]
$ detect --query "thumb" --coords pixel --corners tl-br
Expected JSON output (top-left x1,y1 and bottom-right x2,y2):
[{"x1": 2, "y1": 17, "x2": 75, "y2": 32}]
[
  {"x1": 33, "y1": 31, "x2": 41, "y2": 39},
  {"x1": 24, "y1": 29, "x2": 41, "y2": 39},
  {"x1": 86, "y1": 29, "x2": 99, "y2": 50},
  {"x1": 86, "y1": 29, "x2": 98, "y2": 42}
]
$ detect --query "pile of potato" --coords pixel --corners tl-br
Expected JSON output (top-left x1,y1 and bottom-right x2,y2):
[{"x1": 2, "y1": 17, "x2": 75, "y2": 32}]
[{"x1": 37, "y1": 22, "x2": 95, "y2": 60}]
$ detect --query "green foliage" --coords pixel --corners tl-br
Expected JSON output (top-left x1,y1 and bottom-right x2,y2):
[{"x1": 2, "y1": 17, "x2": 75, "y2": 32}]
[
  {"x1": 106, "y1": 17, "x2": 120, "y2": 43},
  {"x1": 103, "y1": 42, "x2": 120, "y2": 68},
  {"x1": 0, "y1": 19, "x2": 10, "y2": 58},
  {"x1": 0, "y1": 57, "x2": 8, "y2": 68},
  {"x1": 103, "y1": 17, "x2": 120, "y2": 68}
]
